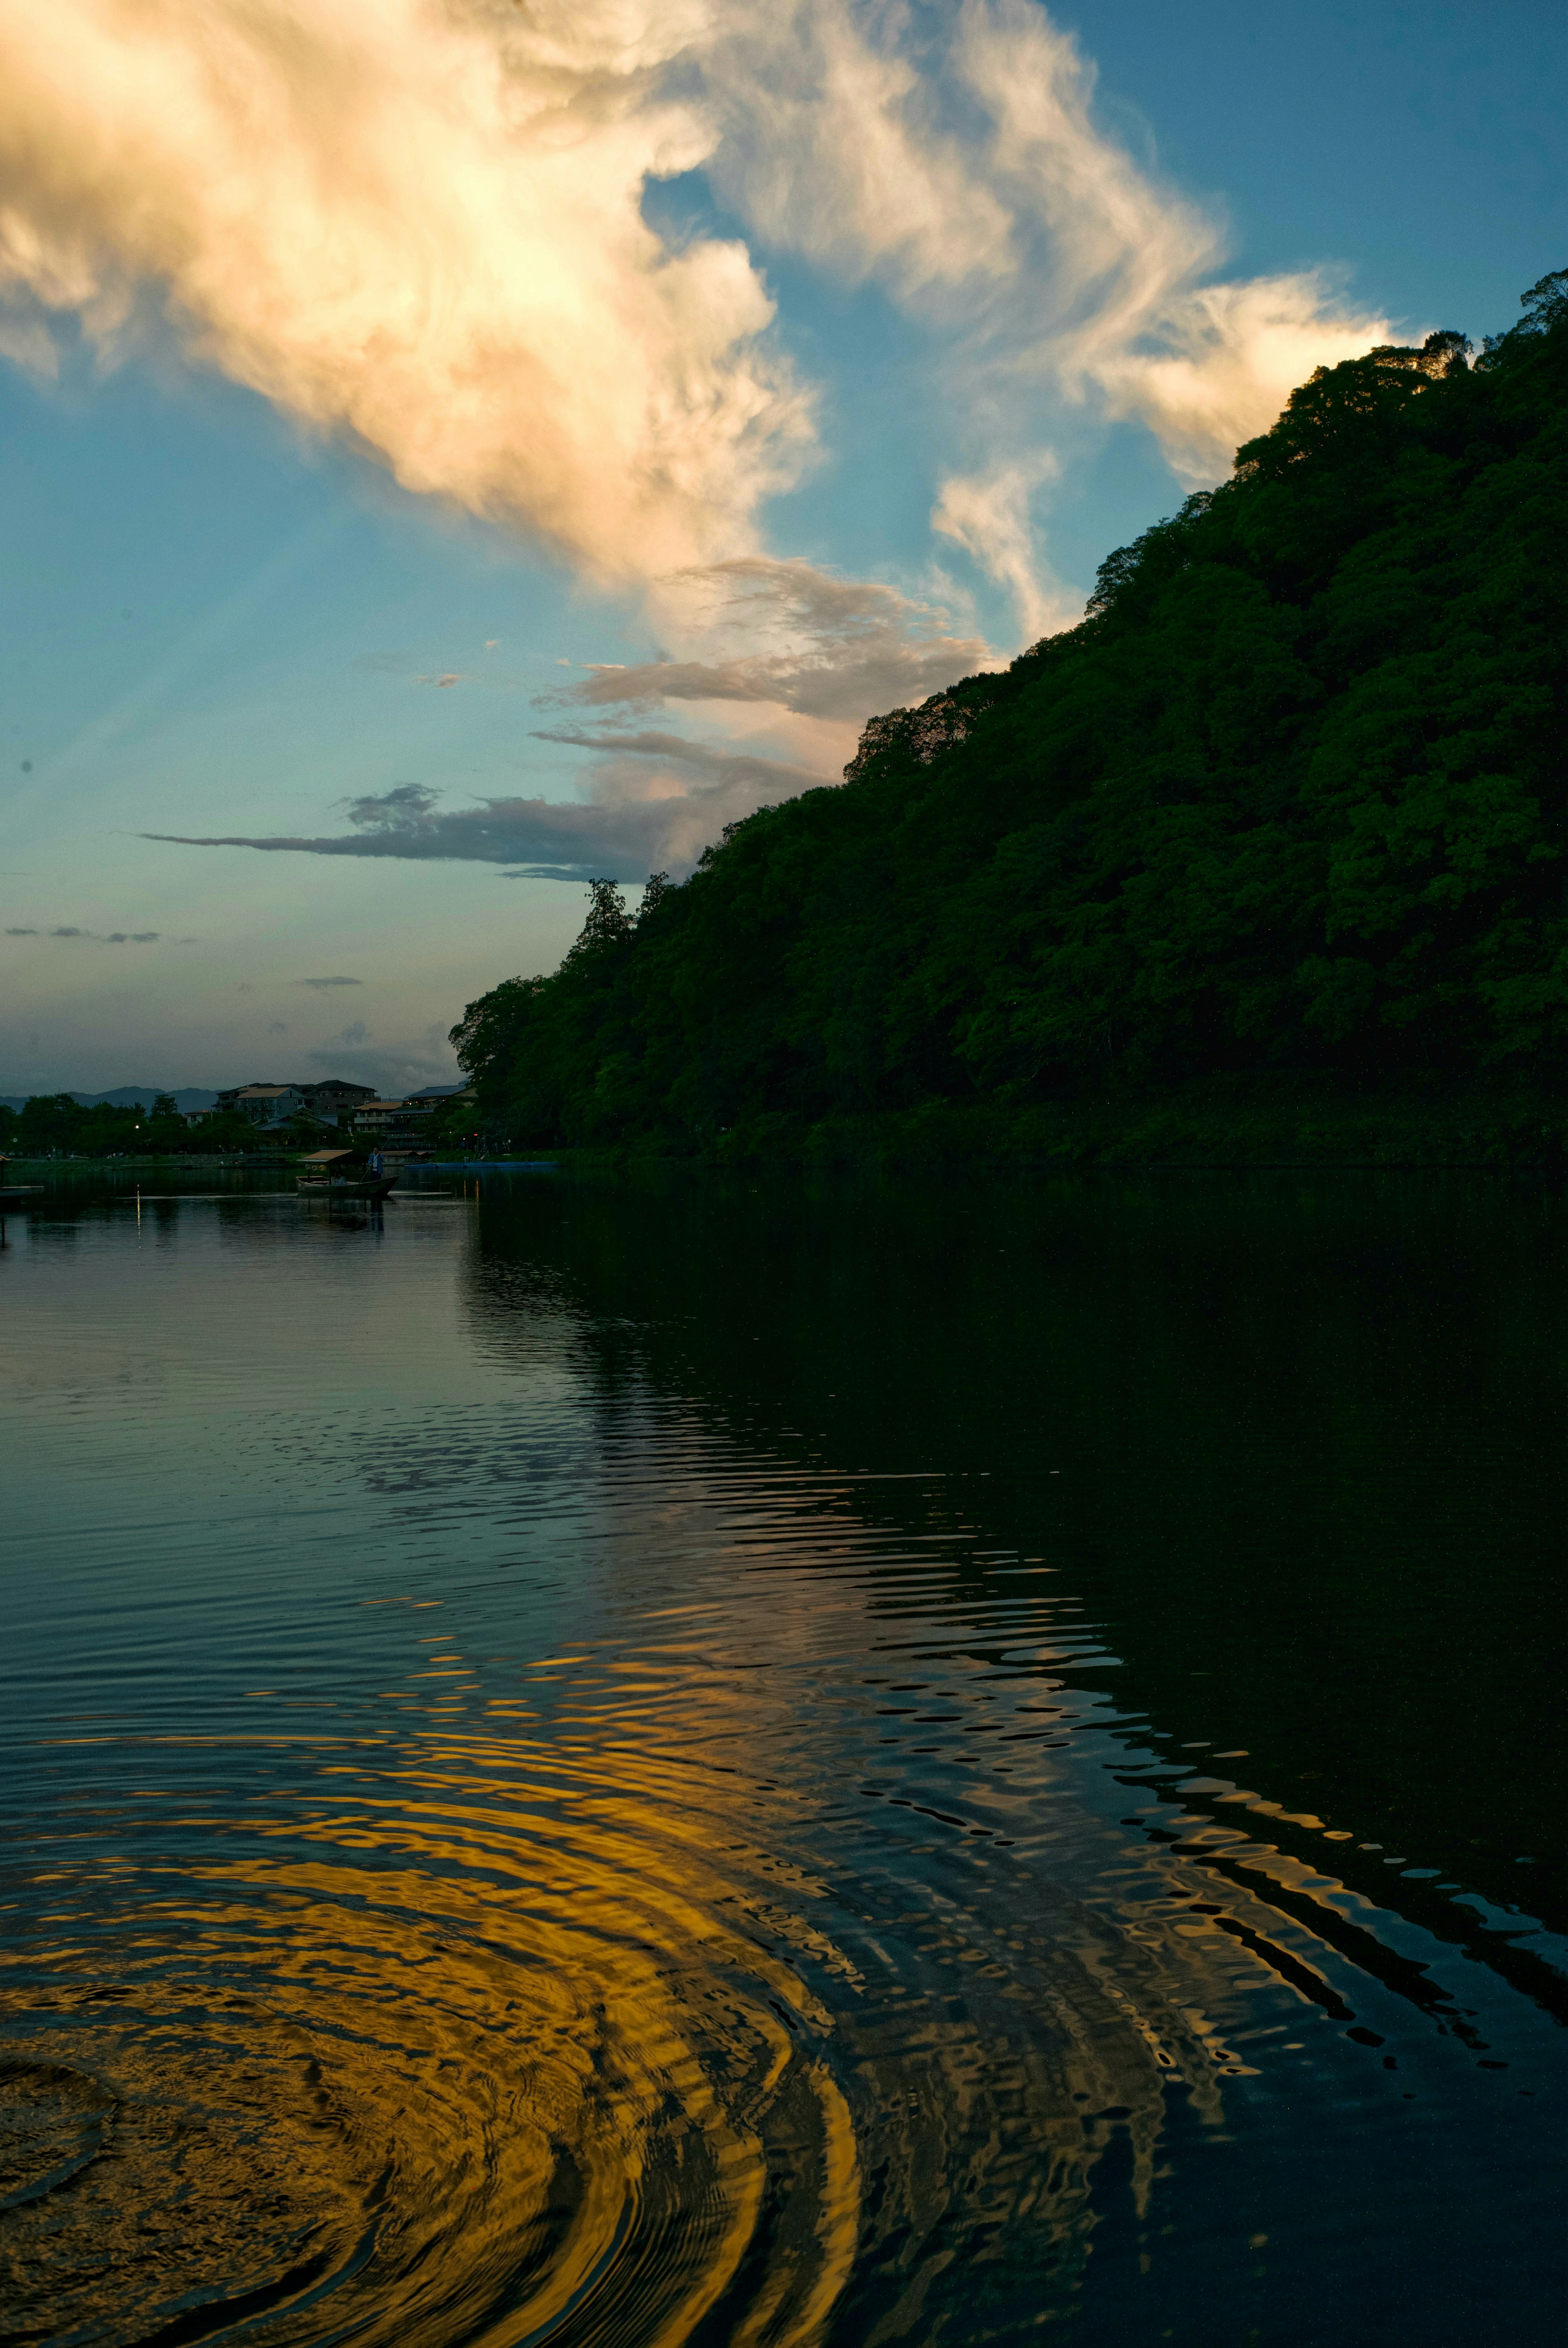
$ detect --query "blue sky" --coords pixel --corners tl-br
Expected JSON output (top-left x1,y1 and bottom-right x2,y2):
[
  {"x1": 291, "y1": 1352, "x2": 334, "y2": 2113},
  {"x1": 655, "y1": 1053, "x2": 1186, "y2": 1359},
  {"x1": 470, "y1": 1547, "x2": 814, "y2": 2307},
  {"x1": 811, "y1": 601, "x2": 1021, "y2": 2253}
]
[{"x1": 1, "y1": 0, "x2": 1563, "y2": 1096}]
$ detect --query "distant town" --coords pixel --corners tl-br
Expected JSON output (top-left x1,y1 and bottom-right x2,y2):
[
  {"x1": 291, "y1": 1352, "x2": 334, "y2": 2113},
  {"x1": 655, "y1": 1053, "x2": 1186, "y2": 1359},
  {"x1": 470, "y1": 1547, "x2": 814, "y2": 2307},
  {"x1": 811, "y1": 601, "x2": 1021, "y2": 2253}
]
[
  {"x1": 0, "y1": 1078, "x2": 478, "y2": 1160},
  {"x1": 212, "y1": 1079, "x2": 474, "y2": 1148}
]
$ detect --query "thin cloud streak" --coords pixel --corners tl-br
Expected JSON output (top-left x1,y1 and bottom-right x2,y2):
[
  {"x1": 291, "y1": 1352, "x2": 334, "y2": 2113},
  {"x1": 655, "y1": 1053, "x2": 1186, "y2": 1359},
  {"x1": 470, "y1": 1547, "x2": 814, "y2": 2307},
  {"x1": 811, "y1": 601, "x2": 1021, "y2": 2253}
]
[
  {"x1": 534, "y1": 727, "x2": 823, "y2": 790},
  {"x1": 146, "y1": 778, "x2": 804, "y2": 882},
  {"x1": 6, "y1": 924, "x2": 161, "y2": 943}
]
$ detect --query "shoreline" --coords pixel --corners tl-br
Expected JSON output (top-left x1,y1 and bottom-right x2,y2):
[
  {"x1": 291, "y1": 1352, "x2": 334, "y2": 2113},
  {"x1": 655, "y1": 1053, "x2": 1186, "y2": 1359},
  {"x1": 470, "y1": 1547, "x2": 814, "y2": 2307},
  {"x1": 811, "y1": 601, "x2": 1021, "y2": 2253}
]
[{"x1": 537, "y1": 1086, "x2": 1568, "y2": 1174}]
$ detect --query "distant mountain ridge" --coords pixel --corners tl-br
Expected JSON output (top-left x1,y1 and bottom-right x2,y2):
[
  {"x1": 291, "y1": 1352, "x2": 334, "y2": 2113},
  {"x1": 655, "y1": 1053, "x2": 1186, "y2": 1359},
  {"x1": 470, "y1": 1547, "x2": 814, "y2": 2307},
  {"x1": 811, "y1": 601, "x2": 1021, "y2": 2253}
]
[{"x1": 0, "y1": 1087, "x2": 219, "y2": 1115}]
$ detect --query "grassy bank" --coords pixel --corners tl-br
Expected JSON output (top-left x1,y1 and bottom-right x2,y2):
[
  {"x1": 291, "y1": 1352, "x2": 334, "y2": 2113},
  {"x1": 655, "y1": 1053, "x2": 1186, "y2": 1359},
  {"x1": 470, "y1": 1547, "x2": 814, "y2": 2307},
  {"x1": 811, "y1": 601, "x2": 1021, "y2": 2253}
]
[
  {"x1": 543, "y1": 1082, "x2": 1568, "y2": 1173},
  {"x1": 2, "y1": 1154, "x2": 294, "y2": 1171}
]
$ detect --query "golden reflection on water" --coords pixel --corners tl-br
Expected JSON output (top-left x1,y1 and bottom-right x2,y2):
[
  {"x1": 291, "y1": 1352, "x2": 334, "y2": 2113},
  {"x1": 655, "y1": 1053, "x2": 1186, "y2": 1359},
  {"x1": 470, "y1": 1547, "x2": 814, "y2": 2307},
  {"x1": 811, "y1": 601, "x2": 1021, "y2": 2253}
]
[{"x1": 0, "y1": 1724, "x2": 1236, "y2": 2346}]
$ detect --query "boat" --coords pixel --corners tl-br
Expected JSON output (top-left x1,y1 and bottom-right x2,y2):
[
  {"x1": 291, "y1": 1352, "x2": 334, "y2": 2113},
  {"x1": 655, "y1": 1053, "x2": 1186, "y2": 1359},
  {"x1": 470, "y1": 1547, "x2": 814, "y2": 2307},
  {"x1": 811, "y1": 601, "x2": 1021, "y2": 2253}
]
[{"x1": 295, "y1": 1147, "x2": 398, "y2": 1201}]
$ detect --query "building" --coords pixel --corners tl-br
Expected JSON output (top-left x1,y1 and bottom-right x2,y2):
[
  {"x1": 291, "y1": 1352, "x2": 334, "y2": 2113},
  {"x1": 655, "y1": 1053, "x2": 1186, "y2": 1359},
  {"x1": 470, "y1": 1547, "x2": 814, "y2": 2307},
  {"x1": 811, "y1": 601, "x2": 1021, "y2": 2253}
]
[
  {"x1": 350, "y1": 1086, "x2": 476, "y2": 1149},
  {"x1": 352, "y1": 1100, "x2": 425, "y2": 1146},
  {"x1": 300, "y1": 1079, "x2": 377, "y2": 1124},
  {"x1": 214, "y1": 1079, "x2": 377, "y2": 1129},
  {"x1": 219, "y1": 1084, "x2": 308, "y2": 1127}
]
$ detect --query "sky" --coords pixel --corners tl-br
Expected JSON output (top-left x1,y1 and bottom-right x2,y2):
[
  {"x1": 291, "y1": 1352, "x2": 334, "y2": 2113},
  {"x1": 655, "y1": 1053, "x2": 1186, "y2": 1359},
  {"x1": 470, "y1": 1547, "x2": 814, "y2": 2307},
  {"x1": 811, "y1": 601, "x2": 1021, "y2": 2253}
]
[{"x1": 1, "y1": 0, "x2": 1564, "y2": 1097}]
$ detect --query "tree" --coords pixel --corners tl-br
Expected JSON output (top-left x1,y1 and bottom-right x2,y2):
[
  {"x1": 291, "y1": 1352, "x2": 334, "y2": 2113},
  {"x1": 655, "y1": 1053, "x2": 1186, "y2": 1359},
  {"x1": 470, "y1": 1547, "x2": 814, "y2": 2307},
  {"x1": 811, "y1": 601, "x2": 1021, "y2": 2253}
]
[
  {"x1": 448, "y1": 266, "x2": 1568, "y2": 1153},
  {"x1": 565, "y1": 877, "x2": 633, "y2": 960}
]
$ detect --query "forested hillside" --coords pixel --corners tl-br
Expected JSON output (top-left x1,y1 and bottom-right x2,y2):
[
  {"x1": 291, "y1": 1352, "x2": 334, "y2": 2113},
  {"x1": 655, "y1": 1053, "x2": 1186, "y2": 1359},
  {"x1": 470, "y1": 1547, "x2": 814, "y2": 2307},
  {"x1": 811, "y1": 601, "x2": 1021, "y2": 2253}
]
[{"x1": 454, "y1": 270, "x2": 1568, "y2": 1162}]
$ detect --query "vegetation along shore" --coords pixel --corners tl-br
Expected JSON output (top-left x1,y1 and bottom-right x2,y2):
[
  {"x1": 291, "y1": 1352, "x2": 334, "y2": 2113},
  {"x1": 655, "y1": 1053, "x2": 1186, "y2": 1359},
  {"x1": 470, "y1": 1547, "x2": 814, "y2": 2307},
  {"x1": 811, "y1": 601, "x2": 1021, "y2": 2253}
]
[{"x1": 448, "y1": 271, "x2": 1568, "y2": 1170}]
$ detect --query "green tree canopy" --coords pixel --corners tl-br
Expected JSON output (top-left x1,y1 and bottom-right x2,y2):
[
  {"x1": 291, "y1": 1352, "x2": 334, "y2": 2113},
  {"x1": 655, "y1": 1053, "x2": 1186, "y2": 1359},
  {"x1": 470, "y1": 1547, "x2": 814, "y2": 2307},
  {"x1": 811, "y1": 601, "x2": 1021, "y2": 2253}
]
[{"x1": 452, "y1": 272, "x2": 1568, "y2": 1155}]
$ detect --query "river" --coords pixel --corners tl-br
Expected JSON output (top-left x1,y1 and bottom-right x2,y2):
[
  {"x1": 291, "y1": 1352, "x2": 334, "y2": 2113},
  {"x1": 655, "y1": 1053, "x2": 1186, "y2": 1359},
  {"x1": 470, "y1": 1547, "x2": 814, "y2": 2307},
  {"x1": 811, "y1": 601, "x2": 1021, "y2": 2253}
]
[{"x1": 2, "y1": 1167, "x2": 1564, "y2": 2345}]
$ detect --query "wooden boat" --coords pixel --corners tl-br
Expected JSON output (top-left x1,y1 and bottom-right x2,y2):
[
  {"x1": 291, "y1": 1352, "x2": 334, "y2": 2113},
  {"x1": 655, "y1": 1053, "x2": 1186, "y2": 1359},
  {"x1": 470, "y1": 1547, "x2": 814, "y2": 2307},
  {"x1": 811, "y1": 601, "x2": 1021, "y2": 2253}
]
[{"x1": 295, "y1": 1147, "x2": 397, "y2": 1202}]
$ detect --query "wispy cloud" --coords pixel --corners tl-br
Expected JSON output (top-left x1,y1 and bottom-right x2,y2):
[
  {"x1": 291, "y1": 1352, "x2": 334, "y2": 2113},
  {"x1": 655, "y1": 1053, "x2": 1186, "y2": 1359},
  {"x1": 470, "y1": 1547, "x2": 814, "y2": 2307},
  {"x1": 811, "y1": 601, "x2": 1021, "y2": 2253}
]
[
  {"x1": 931, "y1": 462, "x2": 1068, "y2": 644},
  {"x1": 297, "y1": 975, "x2": 362, "y2": 989},
  {"x1": 558, "y1": 558, "x2": 993, "y2": 720},
  {"x1": 532, "y1": 727, "x2": 821, "y2": 792},
  {"x1": 705, "y1": 0, "x2": 1392, "y2": 506}
]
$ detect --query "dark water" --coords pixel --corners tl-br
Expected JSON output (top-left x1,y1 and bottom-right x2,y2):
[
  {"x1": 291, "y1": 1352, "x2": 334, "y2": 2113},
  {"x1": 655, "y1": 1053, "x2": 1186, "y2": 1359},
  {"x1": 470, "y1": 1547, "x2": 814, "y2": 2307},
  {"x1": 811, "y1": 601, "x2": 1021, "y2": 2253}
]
[{"x1": 2, "y1": 1168, "x2": 1564, "y2": 2346}]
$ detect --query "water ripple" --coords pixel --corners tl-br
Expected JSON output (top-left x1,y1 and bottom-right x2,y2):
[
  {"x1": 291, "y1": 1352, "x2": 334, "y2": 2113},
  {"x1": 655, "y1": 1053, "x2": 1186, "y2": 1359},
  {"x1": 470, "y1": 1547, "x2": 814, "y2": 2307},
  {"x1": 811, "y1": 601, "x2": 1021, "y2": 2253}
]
[{"x1": 0, "y1": 1724, "x2": 1246, "y2": 2348}]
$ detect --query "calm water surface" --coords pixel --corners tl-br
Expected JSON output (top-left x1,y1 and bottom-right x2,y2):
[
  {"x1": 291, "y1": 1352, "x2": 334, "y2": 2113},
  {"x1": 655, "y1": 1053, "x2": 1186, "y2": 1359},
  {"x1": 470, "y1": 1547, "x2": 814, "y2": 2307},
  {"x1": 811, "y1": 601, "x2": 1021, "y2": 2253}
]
[{"x1": 2, "y1": 1170, "x2": 1564, "y2": 2346}]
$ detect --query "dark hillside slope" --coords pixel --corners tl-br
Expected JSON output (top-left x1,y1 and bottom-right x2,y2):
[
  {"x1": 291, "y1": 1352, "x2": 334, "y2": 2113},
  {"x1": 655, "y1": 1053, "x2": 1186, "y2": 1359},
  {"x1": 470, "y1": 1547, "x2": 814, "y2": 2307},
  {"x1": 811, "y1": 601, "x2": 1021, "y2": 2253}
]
[{"x1": 456, "y1": 272, "x2": 1568, "y2": 1162}]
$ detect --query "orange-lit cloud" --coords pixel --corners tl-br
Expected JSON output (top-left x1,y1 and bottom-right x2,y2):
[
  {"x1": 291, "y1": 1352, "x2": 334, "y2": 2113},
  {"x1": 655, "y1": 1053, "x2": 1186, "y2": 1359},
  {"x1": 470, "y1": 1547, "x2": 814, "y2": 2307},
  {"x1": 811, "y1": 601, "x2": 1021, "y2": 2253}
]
[
  {"x1": 0, "y1": 0, "x2": 811, "y2": 584},
  {"x1": 0, "y1": 0, "x2": 1394, "y2": 622}
]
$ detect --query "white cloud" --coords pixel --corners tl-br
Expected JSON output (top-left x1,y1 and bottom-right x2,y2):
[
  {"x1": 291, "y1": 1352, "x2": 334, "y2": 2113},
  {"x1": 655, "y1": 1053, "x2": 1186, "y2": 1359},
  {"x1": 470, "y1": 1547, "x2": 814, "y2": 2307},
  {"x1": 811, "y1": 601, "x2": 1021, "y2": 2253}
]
[
  {"x1": 0, "y1": 0, "x2": 812, "y2": 585},
  {"x1": 1093, "y1": 271, "x2": 1401, "y2": 487},
  {"x1": 931, "y1": 461, "x2": 1067, "y2": 645},
  {"x1": 702, "y1": 5, "x2": 1017, "y2": 296},
  {"x1": 711, "y1": 2, "x2": 1391, "y2": 546},
  {"x1": 0, "y1": 0, "x2": 1394, "y2": 618}
]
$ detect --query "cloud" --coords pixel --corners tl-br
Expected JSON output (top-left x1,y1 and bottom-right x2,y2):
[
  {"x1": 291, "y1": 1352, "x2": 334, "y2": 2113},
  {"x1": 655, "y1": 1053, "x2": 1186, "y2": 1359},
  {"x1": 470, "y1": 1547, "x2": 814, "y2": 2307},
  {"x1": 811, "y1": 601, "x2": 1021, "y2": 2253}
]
[
  {"x1": 146, "y1": 769, "x2": 788, "y2": 883},
  {"x1": 307, "y1": 1020, "x2": 457, "y2": 1097},
  {"x1": 145, "y1": 555, "x2": 992, "y2": 878},
  {"x1": 297, "y1": 974, "x2": 362, "y2": 989},
  {"x1": 1092, "y1": 271, "x2": 1400, "y2": 487},
  {"x1": 0, "y1": 0, "x2": 1391, "y2": 631},
  {"x1": 704, "y1": 1, "x2": 1391, "y2": 503},
  {"x1": 6, "y1": 923, "x2": 160, "y2": 942},
  {"x1": 532, "y1": 727, "x2": 820, "y2": 794},
  {"x1": 0, "y1": 0, "x2": 814, "y2": 586},
  {"x1": 931, "y1": 461, "x2": 1067, "y2": 644},
  {"x1": 326, "y1": 1020, "x2": 371, "y2": 1048},
  {"x1": 557, "y1": 557, "x2": 993, "y2": 720},
  {"x1": 267, "y1": 1020, "x2": 287, "y2": 1035}
]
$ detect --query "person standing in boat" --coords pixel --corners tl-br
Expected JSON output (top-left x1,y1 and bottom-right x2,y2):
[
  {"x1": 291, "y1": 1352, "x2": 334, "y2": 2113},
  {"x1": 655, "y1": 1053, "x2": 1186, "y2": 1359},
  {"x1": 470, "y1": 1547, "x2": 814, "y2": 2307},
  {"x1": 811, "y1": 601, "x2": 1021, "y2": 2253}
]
[{"x1": 367, "y1": 1146, "x2": 384, "y2": 1177}]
